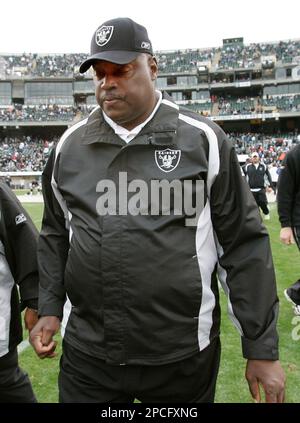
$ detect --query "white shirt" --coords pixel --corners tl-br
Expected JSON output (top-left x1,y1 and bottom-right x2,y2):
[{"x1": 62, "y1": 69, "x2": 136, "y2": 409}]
[
  {"x1": 103, "y1": 91, "x2": 162, "y2": 143},
  {"x1": 269, "y1": 166, "x2": 279, "y2": 183}
]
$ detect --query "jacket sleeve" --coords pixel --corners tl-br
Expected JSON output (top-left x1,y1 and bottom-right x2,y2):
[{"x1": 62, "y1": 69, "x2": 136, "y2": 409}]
[
  {"x1": 38, "y1": 149, "x2": 69, "y2": 319},
  {"x1": 1, "y1": 183, "x2": 39, "y2": 310},
  {"x1": 277, "y1": 151, "x2": 297, "y2": 228},
  {"x1": 210, "y1": 134, "x2": 279, "y2": 360}
]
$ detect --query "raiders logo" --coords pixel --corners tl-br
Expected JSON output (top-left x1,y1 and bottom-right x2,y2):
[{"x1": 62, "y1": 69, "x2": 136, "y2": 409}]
[
  {"x1": 95, "y1": 25, "x2": 114, "y2": 46},
  {"x1": 155, "y1": 149, "x2": 181, "y2": 173},
  {"x1": 15, "y1": 213, "x2": 27, "y2": 225}
]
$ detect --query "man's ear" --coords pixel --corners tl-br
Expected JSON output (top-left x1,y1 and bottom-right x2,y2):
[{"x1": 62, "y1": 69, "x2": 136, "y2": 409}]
[{"x1": 149, "y1": 56, "x2": 158, "y2": 81}]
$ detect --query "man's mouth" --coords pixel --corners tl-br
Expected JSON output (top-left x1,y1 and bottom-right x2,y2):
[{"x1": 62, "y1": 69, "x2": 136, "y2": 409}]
[{"x1": 103, "y1": 95, "x2": 124, "y2": 104}]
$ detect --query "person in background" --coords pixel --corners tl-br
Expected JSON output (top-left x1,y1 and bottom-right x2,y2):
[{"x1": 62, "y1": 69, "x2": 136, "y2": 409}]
[
  {"x1": 277, "y1": 144, "x2": 300, "y2": 315},
  {"x1": 243, "y1": 152, "x2": 275, "y2": 220},
  {"x1": 0, "y1": 182, "x2": 39, "y2": 402},
  {"x1": 4, "y1": 176, "x2": 11, "y2": 188},
  {"x1": 269, "y1": 162, "x2": 280, "y2": 195},
  {"x1": 30, "y1": 17, "x2": 285, "y2": 403}
]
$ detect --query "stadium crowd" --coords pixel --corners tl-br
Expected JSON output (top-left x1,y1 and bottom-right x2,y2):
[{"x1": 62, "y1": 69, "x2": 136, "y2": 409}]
[
  {"x1": 0, "y1": 105, "x2": 80, "y2": 122},
  {"x1": 1, "y1": 132, "x2": 299, "y2": 173},
  {"x1": 0, "y1": 94, "x2": 299, "y2": 123},
  {"x1": 0, "y1": 136, "x2": 57, "y2": 171},
  {"x1": 1, "y1": 53, "x2": 88, "y2": 77},
  {"x1": 230, "y1": 132, "x2": 299, "y2": 160},
  {"x1": 1, "y1": 39, "x2": 299, "y2": 77},
  {"x1": 218, "y1": 39, "x2": 300, "y2": 69}
]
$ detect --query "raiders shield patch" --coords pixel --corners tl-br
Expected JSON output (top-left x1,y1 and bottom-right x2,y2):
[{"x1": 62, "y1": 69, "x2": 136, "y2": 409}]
[
  {"x1": 15, "y1": 213, "x2": 27, "y2": 225},
  {"x1": 95, "y1": 26, "x2": 114, "y2": 46},
  {"x1": 155, "y1": 149, "x2": 181, "y2": 173}
]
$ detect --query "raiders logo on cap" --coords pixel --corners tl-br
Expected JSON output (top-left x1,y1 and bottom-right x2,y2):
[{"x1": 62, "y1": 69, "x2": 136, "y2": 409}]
[{"x1": 95, "y1": 26, "x2": 114, "y2": 47}]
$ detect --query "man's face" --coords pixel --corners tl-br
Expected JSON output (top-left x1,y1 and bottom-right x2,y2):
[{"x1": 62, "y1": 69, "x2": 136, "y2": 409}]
[
  {"x1": 93, "y1": 54, "x2": 158, "y2": 130},
  {"x1": 252, "y1": 155, "x2": 259, "y2": 163}
]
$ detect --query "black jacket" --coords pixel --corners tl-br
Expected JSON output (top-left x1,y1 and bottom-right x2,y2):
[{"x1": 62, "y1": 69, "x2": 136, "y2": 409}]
[
  {"x1": 277, "y1": 144, "x2": 300, "y2": 228},
  {"x1": 38, "y1": 92, "x2": 279, "y2": 365},
  {"x1": 0, "y1": 183, "x2": 39, "y2": 357},
  {"x1": 243, "y1": 162, "x2": 273, "y2": 190}
]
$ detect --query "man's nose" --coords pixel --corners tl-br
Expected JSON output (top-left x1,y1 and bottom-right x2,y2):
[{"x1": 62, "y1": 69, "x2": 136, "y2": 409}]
[{"x1": 101, "y1": 74, "x2": 117, "y2": 89}]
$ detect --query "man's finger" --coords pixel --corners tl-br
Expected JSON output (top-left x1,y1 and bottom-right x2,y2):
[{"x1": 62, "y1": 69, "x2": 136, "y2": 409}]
[
  {"x1": 41, "y1": 328, "x2": 55, "y2": 346},
  {"x1": 247, "y1": 380, "x2": 261, "y2": 403},
  {"x1": 36, "y1": 340, "x2": 57, "y2": 359},
  {"x1": 264, "y1": 382, "x2": 285, "y2": 403},
  {"x1": 278, "y1": 389, "x2": 285, "y2": 403},
  {"x1": 265, "y1": 391, "x2": 277, "y2": 403}
]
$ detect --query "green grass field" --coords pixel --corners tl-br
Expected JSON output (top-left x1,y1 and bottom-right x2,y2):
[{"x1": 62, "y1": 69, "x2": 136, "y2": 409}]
[{"x1": 19, "y1": 202, "x2": 300, "y2": 403}]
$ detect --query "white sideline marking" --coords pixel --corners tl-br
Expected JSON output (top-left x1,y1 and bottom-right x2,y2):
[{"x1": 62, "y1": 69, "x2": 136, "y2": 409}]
[
  {"x1": 17, "y1": 195, "x2": 44, "y2": 203},
  {"x1": 18, "y1": 339, "x2": 30, "y2": 354}
]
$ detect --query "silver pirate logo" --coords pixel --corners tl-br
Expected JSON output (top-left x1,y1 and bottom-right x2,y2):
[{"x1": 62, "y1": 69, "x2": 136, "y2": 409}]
[
  {"x1": 95, "y1": 26, "x2": 114, "y2": 46},
  {"x1": 155, "y1": 149, "x2": 181, "y2": 173}
]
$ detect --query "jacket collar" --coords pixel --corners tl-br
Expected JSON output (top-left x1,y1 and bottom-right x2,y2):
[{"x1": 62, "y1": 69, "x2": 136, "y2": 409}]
[{"x1": 81, "y1": 92, "x2": 178, "y2": 146}]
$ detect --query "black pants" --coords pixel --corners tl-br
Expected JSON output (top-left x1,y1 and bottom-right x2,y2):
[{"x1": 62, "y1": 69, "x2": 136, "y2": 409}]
[
  {"x1": 0, "y1": 349, "x2": 37, "y2": 403},
  {"x1": 252, "y1": 189, "x2": 269, "y2": 215},
  {"x1": 59, "y1": 338, "x2": 221, "y2": 403}
]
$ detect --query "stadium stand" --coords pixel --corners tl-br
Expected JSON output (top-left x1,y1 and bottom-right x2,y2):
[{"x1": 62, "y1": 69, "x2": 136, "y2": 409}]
[{"x1": 0, "y1": 36, "x2": 299, "y2": 184}]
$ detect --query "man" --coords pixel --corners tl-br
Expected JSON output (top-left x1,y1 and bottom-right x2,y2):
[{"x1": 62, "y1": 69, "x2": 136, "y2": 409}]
[
  {"x1": 4, "y1": 176, "x2": 11, "y2": 187},
  {"x1": 0, "y1": 182, "x2": 39, "y2": 402},
  {"x1": 269, "y1": 162, "x2": 280, "y2": 195},
  {"x1": 243, "y1": 152, "x2": 274, "y2": 220},
  {"x1": 277, "y1": 144, "x2": 300, "y2": 315},
  {"x1": 30, "y1": 17, "x2": 285, "y2": 403}
]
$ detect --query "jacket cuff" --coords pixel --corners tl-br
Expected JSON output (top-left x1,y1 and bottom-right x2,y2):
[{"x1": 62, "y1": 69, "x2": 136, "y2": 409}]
[
  {"x1": 21, "y1": 298, "x2": 38, "y2": 311},
  {"x1": 241, "y1": 300, "x2": 279, "y2": 360},
  {"x1": 38, "y1": 302, "x2": 64, "y2": 320},
  {"x1": 241, "y1": 333, "x2": 279, "y2": 360},
  {"x1": 19, "y1": 274, "x2": 39, "y2": 302},
  {"x1": 281, "y1": 222, "x2": 292, "y2": 228}
]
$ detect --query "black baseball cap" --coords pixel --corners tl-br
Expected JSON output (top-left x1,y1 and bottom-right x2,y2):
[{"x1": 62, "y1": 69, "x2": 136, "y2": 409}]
[{"x1": 79, "y1": 17, "x2": 153, "y2": 73}]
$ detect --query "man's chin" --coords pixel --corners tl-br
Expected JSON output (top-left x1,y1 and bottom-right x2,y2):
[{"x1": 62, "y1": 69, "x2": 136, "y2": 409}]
[{"x1": 103, "y1": 109, "x2": 121, "y2": 121}]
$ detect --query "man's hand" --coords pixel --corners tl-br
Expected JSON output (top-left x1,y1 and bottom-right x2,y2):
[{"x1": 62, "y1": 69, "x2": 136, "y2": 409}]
[
  {"x1": 245, "y1": 359, "x2": 285, "y2": 403},
  {"x1": 29, "y1": 316, "x2": 60, "y2": 359},
  {"x1": 24, "y1": 308, "x2": 39, "y2": 332},
  {"x1": 280, "y1": 227, "x2": 295, "y2": 245}
]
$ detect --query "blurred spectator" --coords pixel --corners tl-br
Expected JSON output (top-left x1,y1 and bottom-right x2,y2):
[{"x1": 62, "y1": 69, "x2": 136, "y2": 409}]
[
  {"x1": 243, "y1": 151, "x2": 275, "y2": 220},
  {"x1": 269, "y1": 163, "x2": 280, "y2": 194}
]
